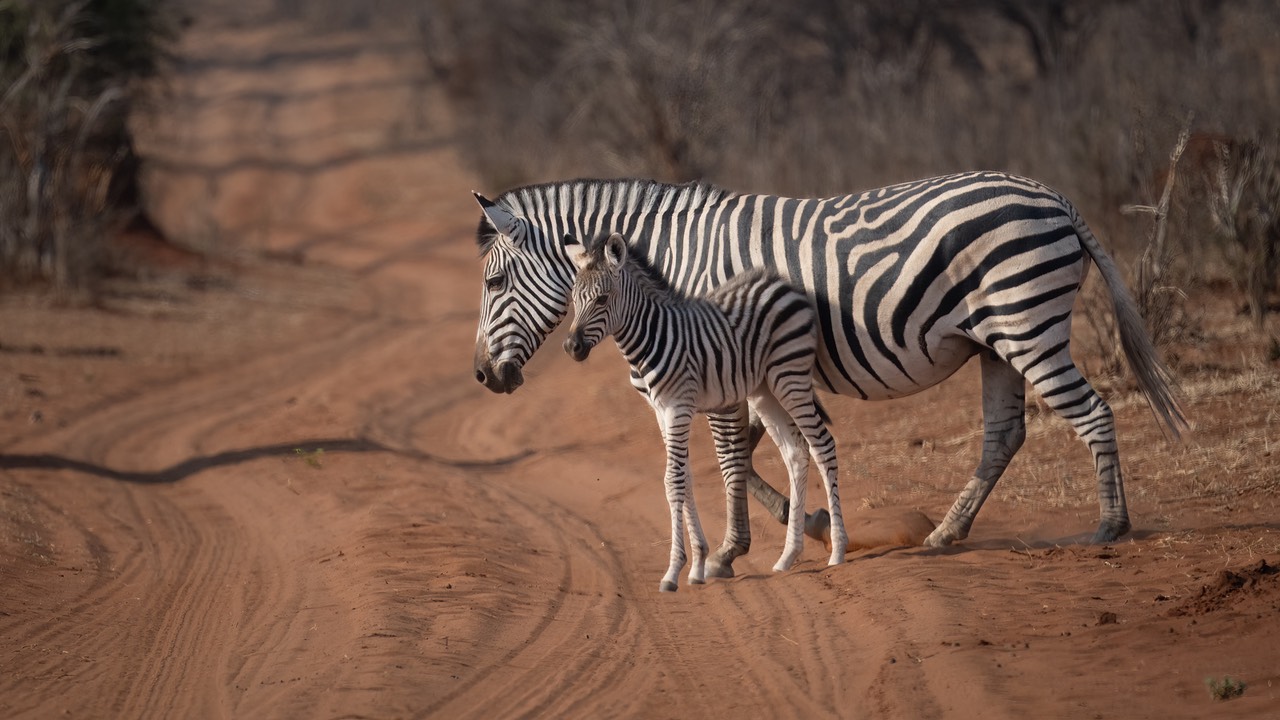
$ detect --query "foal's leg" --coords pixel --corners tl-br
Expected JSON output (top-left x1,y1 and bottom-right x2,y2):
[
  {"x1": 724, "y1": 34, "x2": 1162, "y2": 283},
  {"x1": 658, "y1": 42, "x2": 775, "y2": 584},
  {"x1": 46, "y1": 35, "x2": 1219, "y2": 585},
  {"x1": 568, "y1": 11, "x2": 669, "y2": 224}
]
[
  {"x1": 775, "y1": 385, "x2": 848, "y2": 566},
  {"x1": 744, "y1": 411, "x2": 828, "y2": 543},
  {"x1": 656, "y1": 406, "x2": 701, "y2": 592},
  {"x1": 706, "y1": 404, "x2": 751, "y2": 578},
  {"x1": 681, "y1": 466, "x2": 709, "y2": 586},
  {"x1": 749, "y1": 394, "x2": 809, "y2": 572}
]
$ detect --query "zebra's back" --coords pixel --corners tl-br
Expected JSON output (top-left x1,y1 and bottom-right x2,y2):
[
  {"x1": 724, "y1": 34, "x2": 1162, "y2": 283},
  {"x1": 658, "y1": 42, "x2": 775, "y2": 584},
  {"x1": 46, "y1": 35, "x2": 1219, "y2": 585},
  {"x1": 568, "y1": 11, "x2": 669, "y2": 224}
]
[{"x1": 494, "y1": 172, "x2": 1087, "y2": 401}]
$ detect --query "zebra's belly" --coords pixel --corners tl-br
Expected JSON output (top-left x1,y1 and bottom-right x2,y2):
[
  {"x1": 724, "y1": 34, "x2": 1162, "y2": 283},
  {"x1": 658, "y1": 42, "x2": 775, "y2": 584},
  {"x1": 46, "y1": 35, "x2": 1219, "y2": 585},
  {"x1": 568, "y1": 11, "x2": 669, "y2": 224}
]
[
  {"x1": 815, "y1": 332, "x2": 980, "y2": 401},
  {"x1": 691, "y1": 378, "x2": 756, "y2": 413}
]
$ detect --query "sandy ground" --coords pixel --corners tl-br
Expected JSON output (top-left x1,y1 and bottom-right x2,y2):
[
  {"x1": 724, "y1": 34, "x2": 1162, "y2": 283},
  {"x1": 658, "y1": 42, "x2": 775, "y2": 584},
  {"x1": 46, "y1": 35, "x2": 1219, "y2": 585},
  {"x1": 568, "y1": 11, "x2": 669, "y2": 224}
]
[{"x1": 2, "y1": 13, "x2": 1280, "y2": 720}]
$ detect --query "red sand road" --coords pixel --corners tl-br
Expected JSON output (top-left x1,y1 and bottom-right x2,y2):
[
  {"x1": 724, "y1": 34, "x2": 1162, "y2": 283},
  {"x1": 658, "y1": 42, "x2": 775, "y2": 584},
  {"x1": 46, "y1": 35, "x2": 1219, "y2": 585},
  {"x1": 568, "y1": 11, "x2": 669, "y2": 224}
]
[{"x1": 3, "y1": 160, "x2": 1279, "y2": 718}]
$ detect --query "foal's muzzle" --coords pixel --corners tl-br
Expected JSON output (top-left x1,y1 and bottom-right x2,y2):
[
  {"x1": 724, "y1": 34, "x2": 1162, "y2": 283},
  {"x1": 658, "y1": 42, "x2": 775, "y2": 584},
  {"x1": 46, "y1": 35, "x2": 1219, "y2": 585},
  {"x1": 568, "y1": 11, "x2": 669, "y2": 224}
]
[{"x1": 563, "y1": 333, "x2": 593, "y2": 362}]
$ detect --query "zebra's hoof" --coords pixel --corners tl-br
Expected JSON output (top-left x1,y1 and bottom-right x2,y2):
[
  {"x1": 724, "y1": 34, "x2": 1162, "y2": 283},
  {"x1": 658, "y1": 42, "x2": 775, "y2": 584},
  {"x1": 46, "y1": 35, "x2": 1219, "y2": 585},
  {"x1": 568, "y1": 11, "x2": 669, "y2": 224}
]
[
  {"x1": 1091, "y1": 518, "x2": 1131, "y2": 544},
  {"x1": 923, "y1": 525, "x2": 961, "y2": 547},
  {"x1": 705, "y1": 562, "x2": 735, "y2": 579},
  {"x1": 659, "y1": 580, "x2": 678, "y2": 593},
  {"x1": 805, "y1": 508, "x2": 831, "y2": 546}
]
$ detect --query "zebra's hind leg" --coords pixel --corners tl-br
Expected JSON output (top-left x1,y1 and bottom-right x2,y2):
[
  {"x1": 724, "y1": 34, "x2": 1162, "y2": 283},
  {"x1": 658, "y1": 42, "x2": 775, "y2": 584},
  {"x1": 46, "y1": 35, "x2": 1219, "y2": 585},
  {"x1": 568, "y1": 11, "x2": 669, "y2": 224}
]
[
  {"x1": 925, "y1": 352, "x2": 1026, "y2": 547},
  {"x1": 705, "y1": 405, "x2": 752, "y2": 579},
  {"x1": 749, "y1": 394, "x2": 809, "y2": 572},
  {"x1": 743, "y1": 410, "x2": 831, "y2": 544},
  {"x1": 1024, "y1": 349, "x2": 1130, "y2": 543}
]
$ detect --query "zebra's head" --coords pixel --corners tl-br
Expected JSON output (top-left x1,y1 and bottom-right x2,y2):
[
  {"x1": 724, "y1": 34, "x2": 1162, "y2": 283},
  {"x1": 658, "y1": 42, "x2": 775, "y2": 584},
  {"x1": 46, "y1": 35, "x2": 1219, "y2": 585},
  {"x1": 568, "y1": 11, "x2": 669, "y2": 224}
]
[
  {"x1": 472, "y1": 192, "x2": 575, "y2": 394},
  {"x1": 563, "y1": 232, "x2": 626, "y2": 362}
]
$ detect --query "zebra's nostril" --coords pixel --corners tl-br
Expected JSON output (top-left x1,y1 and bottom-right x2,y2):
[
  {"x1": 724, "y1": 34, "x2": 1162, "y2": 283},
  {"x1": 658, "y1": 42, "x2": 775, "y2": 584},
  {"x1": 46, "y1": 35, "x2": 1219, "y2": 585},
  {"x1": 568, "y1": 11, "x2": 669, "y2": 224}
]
[{"x1": 475, "y1": 369, "x2": 486, "y2": 383}]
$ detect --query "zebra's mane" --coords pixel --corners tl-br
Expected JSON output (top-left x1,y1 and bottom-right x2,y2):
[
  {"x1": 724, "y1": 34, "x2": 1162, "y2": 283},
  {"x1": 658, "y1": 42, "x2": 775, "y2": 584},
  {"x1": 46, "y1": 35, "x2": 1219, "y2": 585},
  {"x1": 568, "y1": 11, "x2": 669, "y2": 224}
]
[
  {"x1": 475, "y1": 177, "x2": 729, "y2": 254},
  {"x1": 582, "y1": 232, "x2": 683, "y2": 302}
]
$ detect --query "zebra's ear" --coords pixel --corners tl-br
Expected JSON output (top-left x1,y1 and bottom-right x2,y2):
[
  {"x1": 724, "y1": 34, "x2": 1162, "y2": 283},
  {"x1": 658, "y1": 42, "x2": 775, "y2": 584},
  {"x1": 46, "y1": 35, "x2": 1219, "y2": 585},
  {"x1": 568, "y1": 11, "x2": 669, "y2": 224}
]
[
  {"x1": 472, "y1": 191, "x2": 522, "y2": 245},
  {"x1": 604, "y1": 232, "x2": 627, "y2": 272},
  {"x1": 564, "y1": 234, "x2": 589, "y2": 269}
]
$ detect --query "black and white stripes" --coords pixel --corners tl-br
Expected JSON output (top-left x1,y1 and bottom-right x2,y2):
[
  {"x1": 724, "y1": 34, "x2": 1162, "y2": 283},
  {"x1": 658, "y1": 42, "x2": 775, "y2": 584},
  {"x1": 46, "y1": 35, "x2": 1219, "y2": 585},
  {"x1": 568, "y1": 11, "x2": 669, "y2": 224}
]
[
  {"x1": 472, "y1": 171, "x2": 1186, "y2": 568},
  {"x1": 563, "y1": 232, "x2": 847, "y2": 592}
]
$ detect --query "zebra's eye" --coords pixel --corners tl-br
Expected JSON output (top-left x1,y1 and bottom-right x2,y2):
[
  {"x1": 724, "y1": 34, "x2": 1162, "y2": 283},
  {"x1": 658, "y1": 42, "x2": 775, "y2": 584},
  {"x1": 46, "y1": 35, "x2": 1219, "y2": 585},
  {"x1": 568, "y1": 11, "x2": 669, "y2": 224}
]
[{"x1": 486, "y1": 274, "x2": 505, "y2": 293}]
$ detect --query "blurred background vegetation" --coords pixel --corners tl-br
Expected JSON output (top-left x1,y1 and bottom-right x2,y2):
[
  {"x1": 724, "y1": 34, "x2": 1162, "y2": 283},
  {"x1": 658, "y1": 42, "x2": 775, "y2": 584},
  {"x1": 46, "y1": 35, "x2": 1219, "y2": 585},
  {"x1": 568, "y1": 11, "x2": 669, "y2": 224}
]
[
  {"x1": 425, "y1": 0, "x2": 1279, "y2": 347},
  {"x1": 0, "y1": 0, "x2": 176, "y2": 291},
  {"x1": 0, "y1": 0, "x2": 1276, "y2": 345}
]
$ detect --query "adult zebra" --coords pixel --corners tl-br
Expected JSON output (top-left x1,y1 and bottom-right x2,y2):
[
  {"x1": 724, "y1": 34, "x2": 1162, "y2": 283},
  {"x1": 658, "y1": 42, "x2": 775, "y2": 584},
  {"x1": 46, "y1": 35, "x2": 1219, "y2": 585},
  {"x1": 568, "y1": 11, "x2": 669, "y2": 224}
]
[{"x1": 471, "y1": 171, "x2": 1186, "y2": 571}]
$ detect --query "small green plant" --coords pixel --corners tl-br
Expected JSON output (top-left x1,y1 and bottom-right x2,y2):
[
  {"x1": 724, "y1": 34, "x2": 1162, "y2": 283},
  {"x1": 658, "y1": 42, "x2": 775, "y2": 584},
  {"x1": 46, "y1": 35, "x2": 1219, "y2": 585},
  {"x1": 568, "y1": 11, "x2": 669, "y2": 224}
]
[
  {"x1": 1205, "y1": 675, "x2": 1246, "y2": 701},
  {"x1": 294, "y1": 447, "x2": 324, "y2": 468}
]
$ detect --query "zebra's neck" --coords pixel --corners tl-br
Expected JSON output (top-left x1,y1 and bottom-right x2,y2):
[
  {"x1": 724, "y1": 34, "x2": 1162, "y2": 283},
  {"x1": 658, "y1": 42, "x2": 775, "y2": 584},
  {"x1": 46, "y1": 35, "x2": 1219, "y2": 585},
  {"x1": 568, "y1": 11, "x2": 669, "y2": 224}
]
[{"x1": 501, "y1": 178, "x2": 736, "y2": 282}]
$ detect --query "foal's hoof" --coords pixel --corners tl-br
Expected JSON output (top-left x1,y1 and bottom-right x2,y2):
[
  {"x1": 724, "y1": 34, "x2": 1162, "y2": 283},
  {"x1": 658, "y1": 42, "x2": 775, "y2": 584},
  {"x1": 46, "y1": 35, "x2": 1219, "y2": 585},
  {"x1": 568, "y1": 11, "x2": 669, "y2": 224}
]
[
  {"x1": 805, "y1": 508, "x2": 832, "y2": 548},
  {"x1": 659, "y1": 580, "x2": 678, "y2": 593}
]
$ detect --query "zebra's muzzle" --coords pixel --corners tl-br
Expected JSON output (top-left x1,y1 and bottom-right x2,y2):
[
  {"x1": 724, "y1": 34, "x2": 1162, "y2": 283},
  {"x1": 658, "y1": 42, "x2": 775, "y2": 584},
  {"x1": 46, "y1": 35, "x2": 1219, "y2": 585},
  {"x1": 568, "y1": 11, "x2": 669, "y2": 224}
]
[
  {"x1": 475, "y1": 344, "x2": 525, "y2": 394},
  {"x1": 495, "y1": 360, "x2": 524, "y2": 393}
]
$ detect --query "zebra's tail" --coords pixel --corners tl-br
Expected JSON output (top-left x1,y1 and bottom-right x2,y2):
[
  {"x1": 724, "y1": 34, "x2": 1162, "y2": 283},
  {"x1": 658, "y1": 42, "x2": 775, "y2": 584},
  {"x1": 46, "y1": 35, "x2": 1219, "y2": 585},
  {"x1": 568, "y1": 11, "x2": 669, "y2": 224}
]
[{"x1": 1070, "y1": 208, "x2": 1190, "y2": 440}]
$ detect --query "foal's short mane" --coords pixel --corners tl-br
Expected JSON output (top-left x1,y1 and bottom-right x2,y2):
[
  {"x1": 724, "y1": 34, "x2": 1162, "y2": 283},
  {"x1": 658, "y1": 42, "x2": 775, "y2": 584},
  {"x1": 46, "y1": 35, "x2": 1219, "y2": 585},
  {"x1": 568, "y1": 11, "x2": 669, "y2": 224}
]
[{"x1": 583, "y1": 232, "x2": 683, "y2": 301}]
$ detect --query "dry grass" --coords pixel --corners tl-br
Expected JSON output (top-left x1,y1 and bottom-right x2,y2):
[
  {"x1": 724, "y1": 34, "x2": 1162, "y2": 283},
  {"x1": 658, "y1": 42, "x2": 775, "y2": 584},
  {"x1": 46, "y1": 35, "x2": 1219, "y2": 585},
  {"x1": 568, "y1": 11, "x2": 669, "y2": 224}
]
[{"x1": 0, "y1": 0, "x2": 175, "y2": 291}]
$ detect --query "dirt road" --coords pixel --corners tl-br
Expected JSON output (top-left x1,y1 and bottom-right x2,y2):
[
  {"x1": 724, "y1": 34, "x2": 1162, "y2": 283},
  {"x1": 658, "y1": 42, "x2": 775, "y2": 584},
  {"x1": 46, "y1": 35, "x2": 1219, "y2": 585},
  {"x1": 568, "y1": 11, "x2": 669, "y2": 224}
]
[{"x1": 2, "y1": 12, "x2": 1278, "y2": 720}]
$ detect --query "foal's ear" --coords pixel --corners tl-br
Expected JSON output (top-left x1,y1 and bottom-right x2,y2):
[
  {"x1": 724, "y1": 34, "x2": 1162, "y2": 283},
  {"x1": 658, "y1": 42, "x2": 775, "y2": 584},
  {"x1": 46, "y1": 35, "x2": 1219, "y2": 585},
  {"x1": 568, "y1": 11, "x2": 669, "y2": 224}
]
[
  {"x1": 564, "y1": 234, "x2": 589, "y2": 269},
  {"x1": 604, "y1": 232, "x2": 627, "y2": 272}
]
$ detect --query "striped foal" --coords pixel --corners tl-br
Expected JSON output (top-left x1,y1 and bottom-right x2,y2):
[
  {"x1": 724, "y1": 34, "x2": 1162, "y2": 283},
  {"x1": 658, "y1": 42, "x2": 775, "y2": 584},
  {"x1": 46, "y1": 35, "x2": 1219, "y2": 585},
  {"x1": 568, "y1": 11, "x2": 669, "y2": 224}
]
[{"x1": 563, "y1": 231, "x2": 848, "y2": 592}]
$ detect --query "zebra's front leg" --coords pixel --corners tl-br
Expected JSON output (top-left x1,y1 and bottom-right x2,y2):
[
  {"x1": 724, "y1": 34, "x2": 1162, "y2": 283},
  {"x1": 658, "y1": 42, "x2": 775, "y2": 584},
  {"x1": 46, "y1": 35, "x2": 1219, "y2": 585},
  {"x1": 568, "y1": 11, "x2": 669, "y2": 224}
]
[
  {"x1": 705, "y1": 406, "x2": 752, "y2": 578},
  {"x1": 658, "y1": 408, "x2": 696, "y2": 592},
  {"x1": 743, "y1": 409, "x2": 831, "y2": 544},
  {"x1": 926, "y1": 352, "x2": 1026, "y2": 547}
]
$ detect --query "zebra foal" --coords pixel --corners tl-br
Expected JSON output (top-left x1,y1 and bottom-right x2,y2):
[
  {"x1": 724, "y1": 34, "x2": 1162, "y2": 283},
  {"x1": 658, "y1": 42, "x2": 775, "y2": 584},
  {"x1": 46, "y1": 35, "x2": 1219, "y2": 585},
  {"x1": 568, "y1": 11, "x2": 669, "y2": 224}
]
[{"x1": 562, "y1": 231, "x2": 849, "y2": 592}]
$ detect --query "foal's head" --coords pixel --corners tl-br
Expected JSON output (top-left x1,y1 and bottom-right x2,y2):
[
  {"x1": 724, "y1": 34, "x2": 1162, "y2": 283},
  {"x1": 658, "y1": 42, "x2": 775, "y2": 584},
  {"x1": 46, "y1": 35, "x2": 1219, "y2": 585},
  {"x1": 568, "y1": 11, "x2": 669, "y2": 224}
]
[{"x1": 562, "y1": 232, "x2": 628, "y2": 362}]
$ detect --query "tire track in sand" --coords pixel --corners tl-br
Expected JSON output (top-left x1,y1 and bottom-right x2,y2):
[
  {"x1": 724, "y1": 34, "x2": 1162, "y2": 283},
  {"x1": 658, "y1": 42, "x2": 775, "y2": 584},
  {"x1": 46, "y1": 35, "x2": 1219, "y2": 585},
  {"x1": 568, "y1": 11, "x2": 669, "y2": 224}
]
[
  {"x1": 403, "y1": 346, "x2": 901, "y2": 718},
  {"x1": 1, "y1": 284, "x2": 427, "y2": 717}
]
